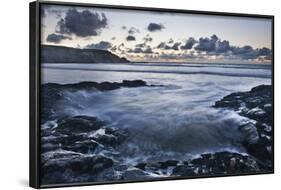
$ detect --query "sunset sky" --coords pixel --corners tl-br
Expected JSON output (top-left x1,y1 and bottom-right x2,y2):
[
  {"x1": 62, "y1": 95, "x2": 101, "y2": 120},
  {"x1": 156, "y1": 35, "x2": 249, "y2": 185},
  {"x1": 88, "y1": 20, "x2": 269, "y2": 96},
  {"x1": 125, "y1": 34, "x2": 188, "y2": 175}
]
[{"x1": 41, "y1": 4, "x2": 272, "y2": 63}]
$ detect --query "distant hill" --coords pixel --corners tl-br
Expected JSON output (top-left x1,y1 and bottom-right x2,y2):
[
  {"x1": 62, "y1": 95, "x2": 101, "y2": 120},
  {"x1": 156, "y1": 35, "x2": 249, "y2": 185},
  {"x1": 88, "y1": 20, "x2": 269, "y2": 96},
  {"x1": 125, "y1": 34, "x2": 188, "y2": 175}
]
[{"x1": 41, "y1": 45, "x2": 129, "y2": 63}]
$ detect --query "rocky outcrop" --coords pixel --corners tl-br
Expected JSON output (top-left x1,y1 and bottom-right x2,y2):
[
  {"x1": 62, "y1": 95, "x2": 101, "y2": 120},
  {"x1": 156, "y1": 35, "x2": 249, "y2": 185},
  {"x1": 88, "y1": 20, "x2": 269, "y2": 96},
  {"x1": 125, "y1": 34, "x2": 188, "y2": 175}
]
[
  {"x1": 41, "y1": 115, "x2": 129, "y2": 184},
  {"x1": 41, "y1": 45, "x2": 129, "y2": 63},
  {"x1": 40, "y1": 84, "x2": 273, "y2": 184},
  {"x1": 41, "y1": 80, "x2": 157, "y2": 122},
  {"x1": 214, "y1": 85, "x2": 273, "y2": 167},
  {"x1": 132, "y1": 151, "x2": 265, "y2": 178}
]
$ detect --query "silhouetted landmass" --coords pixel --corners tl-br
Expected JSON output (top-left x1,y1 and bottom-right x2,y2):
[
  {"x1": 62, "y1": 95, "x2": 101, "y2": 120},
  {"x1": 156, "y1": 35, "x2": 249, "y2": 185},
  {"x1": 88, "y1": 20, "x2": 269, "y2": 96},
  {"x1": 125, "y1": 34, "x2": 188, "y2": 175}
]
[{"x1": 41, "y1": 45, "x2": 129, "y2": 63}]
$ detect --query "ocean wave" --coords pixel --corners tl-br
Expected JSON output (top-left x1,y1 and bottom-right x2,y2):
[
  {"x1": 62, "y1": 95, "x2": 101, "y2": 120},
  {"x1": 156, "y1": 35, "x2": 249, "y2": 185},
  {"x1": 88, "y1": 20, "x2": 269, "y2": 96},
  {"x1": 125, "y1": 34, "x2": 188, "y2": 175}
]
[{"x1": 43, "y1": 66, "x2": 271, "y2": 78}]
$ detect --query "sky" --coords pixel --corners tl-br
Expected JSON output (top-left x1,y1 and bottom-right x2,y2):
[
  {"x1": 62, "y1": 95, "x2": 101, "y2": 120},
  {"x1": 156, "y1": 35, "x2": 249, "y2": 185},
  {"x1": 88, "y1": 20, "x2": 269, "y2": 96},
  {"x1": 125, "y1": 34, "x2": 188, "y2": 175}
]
[{"x1": 41, "y1": 4, "x2": 272, "y2": 63}]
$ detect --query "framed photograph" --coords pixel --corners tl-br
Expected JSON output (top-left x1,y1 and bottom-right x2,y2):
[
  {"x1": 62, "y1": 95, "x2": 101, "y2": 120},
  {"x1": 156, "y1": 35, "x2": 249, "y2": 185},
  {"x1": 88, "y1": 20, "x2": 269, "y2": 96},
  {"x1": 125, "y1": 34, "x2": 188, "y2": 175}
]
[{"x1": 29, "y1": 1, "x2": 274, "y2": 188}]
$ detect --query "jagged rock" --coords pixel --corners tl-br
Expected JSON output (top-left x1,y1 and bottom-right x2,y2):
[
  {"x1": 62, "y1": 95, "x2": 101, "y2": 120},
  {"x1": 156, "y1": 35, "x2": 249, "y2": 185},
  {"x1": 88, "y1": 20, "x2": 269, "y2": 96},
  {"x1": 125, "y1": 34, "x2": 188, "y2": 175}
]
[
  {"x1": 41, "y1": 151, "x2": 114, "y2": 184},
  {"x1": 40, "y1": 80, "x2": 155, "y2": 122},
  {"x1": 172, "y1": 165, "x2": 195, "y2": 176},
  {"x1": 121, "y1": 168, "x2": 151, "y2": 180},
  {"x1": 214, "y1": 85, "x2": 273, "y2": 166},
  {"x1": 56, "y1": 115, "x2": 105, "y2": 134}
]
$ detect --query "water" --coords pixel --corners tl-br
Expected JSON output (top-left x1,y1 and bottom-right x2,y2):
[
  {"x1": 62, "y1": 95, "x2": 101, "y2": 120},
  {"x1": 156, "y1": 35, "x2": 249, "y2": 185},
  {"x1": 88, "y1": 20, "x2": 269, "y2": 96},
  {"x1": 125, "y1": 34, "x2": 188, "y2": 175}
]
[{"x1": 41, "y1": 63, "x2": 271, "y2": 163}]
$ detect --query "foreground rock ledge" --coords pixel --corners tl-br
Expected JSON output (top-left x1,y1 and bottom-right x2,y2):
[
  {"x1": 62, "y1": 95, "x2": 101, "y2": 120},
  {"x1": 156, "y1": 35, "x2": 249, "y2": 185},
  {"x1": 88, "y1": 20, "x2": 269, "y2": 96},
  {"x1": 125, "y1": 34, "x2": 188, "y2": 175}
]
[{"x1": 214, "y1": 84, "x2": 273, "y2": 167}]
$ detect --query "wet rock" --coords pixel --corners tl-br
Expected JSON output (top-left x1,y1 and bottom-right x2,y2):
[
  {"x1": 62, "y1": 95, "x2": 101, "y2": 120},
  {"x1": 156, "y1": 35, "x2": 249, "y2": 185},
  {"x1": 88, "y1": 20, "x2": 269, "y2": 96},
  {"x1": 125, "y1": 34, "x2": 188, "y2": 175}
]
[
  {"x1": 190, "y1": 151, "x2": 261, "y2": 175},
  {"x1": 122, "y1": 80, "x2": 146, "y2": 87},
  {"x1": 64, "y1": 140, "x2": 99, "y2": 154},
  {"x1": 41, "y1": 80, "x2": 156, "y2": 122},
  {"x1": 56, "y1": 115, "x2": 105, "y2": 134},
  {"x1": 172, "y1": 165, "x2": 195, "y2": 176},
  {"x1": 238, "y1": 122, "x2": 259, "y2": 145},
  {"x1": 158, "y1": 160, "x2": 179, "y2": 169},
  {"x1": 213, "y1": 85, "x2": 273, "y2": 166},
  {"x1": 121, "y1": 168, "x2": 151, "y2": 180},
  {"x1": 135, "y1": 163, "x2": 147, "y2": 170},
  {"x1": 41, "y1": 151, "x2": 114, "y2": 184}
]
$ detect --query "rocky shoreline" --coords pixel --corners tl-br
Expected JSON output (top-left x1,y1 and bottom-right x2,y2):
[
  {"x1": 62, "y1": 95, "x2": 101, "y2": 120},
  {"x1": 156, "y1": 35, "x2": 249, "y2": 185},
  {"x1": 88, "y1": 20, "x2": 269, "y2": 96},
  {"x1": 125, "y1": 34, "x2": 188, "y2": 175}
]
[
  {"x1": 40, "y1": 82, "x2": 273, "y2": 185},
  {"x1": 214, "y1": 84, "x2": 273, "y2": 168},
  {"x1": 41, "y1": 80, "x2": 160, "y2": 122}
]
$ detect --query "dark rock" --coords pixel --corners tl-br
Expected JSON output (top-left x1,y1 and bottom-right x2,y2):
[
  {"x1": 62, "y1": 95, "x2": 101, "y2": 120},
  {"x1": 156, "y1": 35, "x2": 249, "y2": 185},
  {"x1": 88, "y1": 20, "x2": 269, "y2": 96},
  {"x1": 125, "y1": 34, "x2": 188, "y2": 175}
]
[
  {"x1": 41, "y1": 152, "x2": 114, "y2": 184},
  {"x1": 41, "y1": 80, "x2": 154, "y2": 122},
  {"x1": 121, "y1": 168, "x2": 151, "y2": 180},
  {"x1": 56, "y1": 115, "x2": 105, "y2": 134},
  {"x1": 122, "y1": 80, "x2": 146, "y2": 87},
  {"x1": 190, "y1": 151, "x2": 262, "y2": 175},
  {"x1": 135, "y1": 163, "x2": 147, "y2": 170},
  {"x1": 172, "y1": 165, "x2": 195, "y2": 176},
  {"x1": 64, "y1": 140, "x2": 99, "y2": 154},
  {"x1": 158, "y1": 160, "x2": 179, "y2": 169},
  {"x1": 213, "y1": 85, "x2": 273, "y2": 166}
]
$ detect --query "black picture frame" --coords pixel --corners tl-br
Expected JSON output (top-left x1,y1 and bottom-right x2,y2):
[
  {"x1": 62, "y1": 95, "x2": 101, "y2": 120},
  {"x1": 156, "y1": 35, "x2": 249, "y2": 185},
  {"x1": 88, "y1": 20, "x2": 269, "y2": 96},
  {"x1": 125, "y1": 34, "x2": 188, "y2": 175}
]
[{"x1": 30, "y1": 1, "x2": 274, "y2": 188}]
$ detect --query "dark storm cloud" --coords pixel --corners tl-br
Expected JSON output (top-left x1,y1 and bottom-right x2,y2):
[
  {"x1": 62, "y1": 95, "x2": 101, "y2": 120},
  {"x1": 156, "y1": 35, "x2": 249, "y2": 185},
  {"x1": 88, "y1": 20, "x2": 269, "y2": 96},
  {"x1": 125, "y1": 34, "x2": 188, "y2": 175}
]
[
  {"x1": 46, "y1": 33, "x2": 72, "y2": 43},
  {"x1": 128, "y1": 27, "x2": 140, "y2": 35},
  {"x1": 147, "y1": 23, "x2": 165, "y2": 32},
  {"x1": 230, "y1": 45, "x2": 260, "y2": 59},
  {"x1": 85, "y1": 41, "x2": 112, "y2": 50},
  {"x1": 126, "y1": 35, "x2": 136, "y2": 41},
  {"x1": 229, "y1": 45, "x2": 271, "y2": 60},
  {"x1": 257, "y1": 47, "x2": 272, "y2": 56},
  {"x1": 56, "y1": 8, "x2": 108, "y2": 37},
  {"x1": 216, "y1": 40, "x2": 231, "y2": 53},
  {"x1": 181, "y1": 37, "x2": 197, "y2": 50},
  {"x1": 153, "y1": 34, "x2": 271, "y2": 61},
  {"x1": 128, "y1": 46, "x2": 153, "y2": 54},
  {"x1": 171, "y1": 42, "x2": 181, "y2": 50},
  {"x1": 193, "y1": 34, "x2": 233, "y2": 54},
  {"x1": 157, "y1": 41, "x2": 181, "y2": 50},
  {"x1": 194, "y1": 34, "x2": 219, "y2": 52}
]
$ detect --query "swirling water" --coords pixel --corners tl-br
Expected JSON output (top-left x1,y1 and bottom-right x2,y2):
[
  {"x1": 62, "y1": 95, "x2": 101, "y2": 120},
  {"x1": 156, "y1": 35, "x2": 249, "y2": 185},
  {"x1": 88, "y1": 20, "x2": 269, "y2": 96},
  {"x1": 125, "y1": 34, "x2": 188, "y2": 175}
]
[{"x1": 41, "y1": 63, "x2": 271, "y2": 163}]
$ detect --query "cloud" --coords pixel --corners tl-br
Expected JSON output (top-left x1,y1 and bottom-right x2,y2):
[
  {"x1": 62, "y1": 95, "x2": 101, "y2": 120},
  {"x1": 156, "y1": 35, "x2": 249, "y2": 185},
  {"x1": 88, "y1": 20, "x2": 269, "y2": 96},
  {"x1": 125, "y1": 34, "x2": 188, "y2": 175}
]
[
  {"x1": 121, "y1": 26, "x2": 127, "y2": 30},
  {"x1": 159, "y1": 52, "x2": 199, "y2": 60},
  {"x1": 128, "y1": 27, "x2": 140, "y2": 35},
  {"x1": 136, "y1": 43, "x2": 146, "y2": 48},
  {"x1": 128, "y1": 46, "x2": 153, "y2": 54},
  {"x1": 85, "y1": 41, "x2": 112, "y2": 50},
  {"x1": 111, "y1": 37, "x2": 116, "y2": 40},
  {"x1": 56, "y1": 8, "x2": 108, "y2": 37},
  {"x1": 193, "y1": 34, "x2": 233, "y2": 55},
  {"x1": 147, "y1": 23, "x2": 165, "y2": 32},
  {"x1": 41, "y1": 5, "x2": 63, "y2": 18},
  {"x1": 157, "y1": 41, "x2": 181, "y2": 50},
  {"x1": 46, "y1": 33, "x2": 72, "y2": 43},
  {"x1": 171, "y1": 42, "x2": 181, "y2": 50},
  {"x1": 216, "y1": 40, "x2": 230, "y2": 53},
  {"x1": 126, "y1": 35, "x2": 136, "y2": 41},
  {"x1": 168, "y1": 38, "x2": 174, "y2": 44},
  {"x1": 194, "y1": 35, "x2": 218, "y2": 52},
  {"x1": 154, "y1": 34, "x2": 272, "y2": 62},
  {"x1": 143, "y1": 35, "x2": 153, "y2": 43},
  {"x1": 181, "y1": 37, "x2": 197, "y2": 50},
  {"x1": 257, "y1": 47, "x2": 272, "y2": 56}
]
